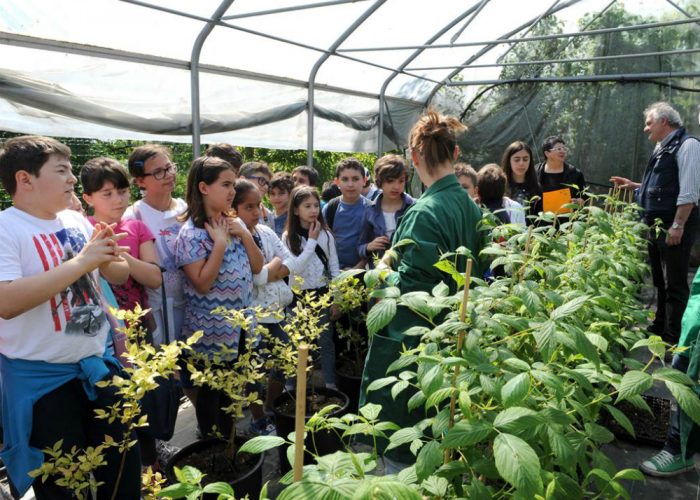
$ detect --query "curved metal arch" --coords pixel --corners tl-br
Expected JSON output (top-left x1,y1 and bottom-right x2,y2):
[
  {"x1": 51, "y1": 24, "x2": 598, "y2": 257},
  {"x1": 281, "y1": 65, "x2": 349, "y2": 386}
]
[
  {"x1": 306, "y1": 0, "x2": 387, "y2": 166},
  {"x1": 423, "y1": 0, "x2": 582, "y2": 108},
  {"x1": 191, "y1": 0, "x2": 236, "y2": 158},
  {"x1": 376, "y1": 0, "x2": 490, "y2": 154}
]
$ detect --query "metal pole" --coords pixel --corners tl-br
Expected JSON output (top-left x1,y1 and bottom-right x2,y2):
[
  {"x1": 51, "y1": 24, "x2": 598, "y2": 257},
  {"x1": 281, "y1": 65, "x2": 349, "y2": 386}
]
[
  {"x1": 306, "y1": 0, "x2": 386, "y2": 167},
  {"x1": 406, "y1": 47, "x2": 700, "y2": 71},
  {"x1": 338, "y1": 15, "x2": 700, "y2": 52},
  {"x1": 423, "y1": 0, "x2": 580, "y2": 107},
  {"x1": 190, "y1": 0, "x2": 236, "y2": 159},
  {"x1": 445, "y1": 71, "x2": 700, "y2": 86},
  {"x1": 222, "y1": 0, "x2": 369, "y2": 20},
  {"x1": 377, "y1": 0, "x2": 488, "y2": 154}
]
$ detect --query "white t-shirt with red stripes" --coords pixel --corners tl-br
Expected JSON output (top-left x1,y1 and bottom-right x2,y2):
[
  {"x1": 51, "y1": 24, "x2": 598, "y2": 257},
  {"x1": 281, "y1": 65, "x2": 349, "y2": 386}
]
[{"x1": 0, "y1": 207, "x2": 110, "y2": 363}]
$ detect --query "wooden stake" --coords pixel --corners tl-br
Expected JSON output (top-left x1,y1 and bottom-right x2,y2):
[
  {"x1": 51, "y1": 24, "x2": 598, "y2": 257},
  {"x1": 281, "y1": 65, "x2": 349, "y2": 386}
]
[
  {"x1": 445, "y1": 259, "x2": 473, "y2": 464},
  {"x1": 293, "y1": 344, "x2": 309, "y2": 482}
]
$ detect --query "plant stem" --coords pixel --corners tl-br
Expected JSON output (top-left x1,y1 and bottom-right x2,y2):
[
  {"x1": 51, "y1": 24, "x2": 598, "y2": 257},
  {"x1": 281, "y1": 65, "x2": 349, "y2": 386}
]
[{"x1": 445, "y1": 259, "x2": 473, "y2": 464}]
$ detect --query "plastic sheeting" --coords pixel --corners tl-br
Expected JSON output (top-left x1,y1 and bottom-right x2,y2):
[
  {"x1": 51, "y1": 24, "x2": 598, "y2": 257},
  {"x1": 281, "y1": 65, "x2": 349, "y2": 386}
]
[{"x1": 0, "y1": 0, "x2": 696, "y2": 153}]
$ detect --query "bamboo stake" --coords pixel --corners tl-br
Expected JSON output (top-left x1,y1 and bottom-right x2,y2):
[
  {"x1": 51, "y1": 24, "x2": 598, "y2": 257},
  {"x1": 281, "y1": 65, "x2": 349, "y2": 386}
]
[
  {"x1": 445, "y1": 258, "x2": 473, "y2": 464},
  {"x1": 517, "y1": 226, "x2": 534, "y2": 283},
  {"x1": 293, "y1": 344, "x2": 309, "y2": 482}
]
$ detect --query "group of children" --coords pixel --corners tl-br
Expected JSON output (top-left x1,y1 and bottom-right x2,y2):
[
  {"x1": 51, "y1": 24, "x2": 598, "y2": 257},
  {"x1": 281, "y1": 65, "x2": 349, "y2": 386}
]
[
  {"x1": 0, "y1": 133, "x2": 422, "y2": 498},
  {"x1": 0, "y1": 127, "x2": 586, "y2": 498},
  {"x1": 453, "y1": 135, "x2": 587, "y2": 224}
]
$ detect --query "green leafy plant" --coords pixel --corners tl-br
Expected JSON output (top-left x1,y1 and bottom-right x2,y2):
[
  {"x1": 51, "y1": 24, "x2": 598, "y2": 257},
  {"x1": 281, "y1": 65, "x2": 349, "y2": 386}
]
[
  {"x1": 29, "y1": 306, "x2": 199, "y2": 500},
  {"x1": 243, "y1": 194, "x2": 700, "y2": 499}
]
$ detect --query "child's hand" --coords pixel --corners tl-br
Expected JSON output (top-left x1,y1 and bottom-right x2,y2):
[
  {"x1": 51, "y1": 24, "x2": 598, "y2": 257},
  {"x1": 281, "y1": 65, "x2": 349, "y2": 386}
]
[
  {"x1": 367, "y1": 235, "x2": 390, "y2": 252},
  {"x1": 226, "y1": 217, "x2": 250, "y2": 239},
  {"x1": 205, "y1": 217, "x2": 230, "y2": 246},
  {"x1": 309, "y1": 220, "x2": 321, "y2": 240},
  {"x1": 78, "y1": 224, "x2": 128, "y2": 269}
]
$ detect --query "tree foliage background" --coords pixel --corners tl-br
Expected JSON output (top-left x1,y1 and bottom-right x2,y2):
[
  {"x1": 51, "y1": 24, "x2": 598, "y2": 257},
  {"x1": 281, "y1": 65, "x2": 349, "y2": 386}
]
[{"x1": 447, "y1": 3, "x2": 700, "y2": 190}]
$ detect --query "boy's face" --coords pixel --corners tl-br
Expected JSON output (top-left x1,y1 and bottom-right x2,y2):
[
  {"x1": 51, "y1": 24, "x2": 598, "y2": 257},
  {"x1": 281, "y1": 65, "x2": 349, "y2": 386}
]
[
  {"x1": 268, "y1": 187, "x2": 290, "y2": 213},
  {"x1": 23, "y1": 154, "x2": 77, "y2": 217},
  {"x1": 458, "y1": 175, "x2": 477, "y2": 199},
  {"x1": 335, "y1": 168, "x2": 365, "y2": 202},
  {"x1": 247, "y1": 173, "x2": 271, "y2": 196},
  {"x1": 136, "y1": 153, "x2": 177, "y2": 197},
  {"x1": 292, "y1": 172, "x2": 310, "y2": 186},
  {"x1": 380, "y1": 176, "x2": 405, "y2": 201}
]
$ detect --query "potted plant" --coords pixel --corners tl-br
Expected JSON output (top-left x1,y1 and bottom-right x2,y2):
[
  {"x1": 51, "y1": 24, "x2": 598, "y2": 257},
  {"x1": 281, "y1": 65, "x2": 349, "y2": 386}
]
[
  {"x1": 266, "y1": 288, "x2": 350, "y2": 473},
  {"x1": 30, "y1": 306, "x2": 197, "y2": 500},
  {"x1": 164, "y1": 308, "x2": 269, "y2": 499},
  {"x1": 331, "y1": 272, "x2": 371, "y2": 412}
]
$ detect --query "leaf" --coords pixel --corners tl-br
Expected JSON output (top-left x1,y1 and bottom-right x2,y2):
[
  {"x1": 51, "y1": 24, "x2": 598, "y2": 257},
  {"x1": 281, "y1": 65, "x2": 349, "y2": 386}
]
[
  {"x1": 441, "y1": 420, "x2": 492, "y2": 449},
  {"x1": 571, "y1": 328, "x2": 600, "y2": 368},
  {"x1": 653, "y1": 367, "x2": 694, "y2": 386},
  {"x1": 584, "y1": 422, "x2": 614, "y2": 444},
  {"x1": 432, "y1": 281, "x2": 450, "y2": 297},
  {"x1": 180, "y1": 465, "x2": 203, "y2": 485},
  {"x1": 158, "y1": 483, "x2": 199, "y2": 498},
  {"x1": 503, "y1": 358, "x2": 531, "y2": 372},
  {"x1": 547, "y1": 427, "x2": 575, "y2": 466},
  {"x1": 493, "y1": 407, "x2": 541, "y2": 434},
  {"x1": 532, "y1": 321, "x2": 557, "y2": 360},
  {"x1": 358, "y1": 403, "x2": 382, "y2": 421},
  {"x1": 612, "y1": 468, "x2": 645, "y2": 481},
  {"x1": 550, "y1": 295, "x2": 589, "y2": 320},
  {"x1": 616, "y1": 371, "x2": 653, "y2": 403},
  {"x1": 391, "y1": 380, "x2": 410, "y2": 400},
  {"x1": 419, "y1": 365, "x2": 444, "y2": 397},
  {"x1": 237, "y1": 435, "x2": 285, "y2": 454},
  {"x1": 202, "y1": 482, "x2": 235, "y2": 495},
  {"x1": 493, "y1": 433, "x2": 543, "y2": 496},
  {"x1": 604, "y1": 404, "x2": 635, "y2": 438},
  {"x1": 501, "y1": 373, "x2": 530, "y2": 406},
  {"x1": 666, "y1": 381, "x2": 700, "y2": 426},
  {"x1": 415, "y1": 440, "x2": 442, "y2": 481},
  {"x1": 367, "y1": 299, "x2": 397, "y2": 336},
  {"x1": 425, "y1": 387, "x2": 454, "y2": 408},
  {"x1": 366, "y1": 376, "x2": 397, "y2": 392},
  {"x1": 387, "y1": 427, "x2": 422, "y2": 451}
]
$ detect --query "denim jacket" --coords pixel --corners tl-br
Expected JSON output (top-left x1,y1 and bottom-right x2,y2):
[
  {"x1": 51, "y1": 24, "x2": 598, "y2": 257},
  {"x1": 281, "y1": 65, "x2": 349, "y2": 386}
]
[{"x1": 357, "y1": 192, "x2": 416, "y2": 260}]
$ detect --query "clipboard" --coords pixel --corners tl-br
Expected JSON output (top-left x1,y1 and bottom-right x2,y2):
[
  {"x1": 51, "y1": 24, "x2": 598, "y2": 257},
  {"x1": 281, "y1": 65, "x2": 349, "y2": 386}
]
[{"x1": 543, "y1": 188, "x2": 572, "y2": 214}]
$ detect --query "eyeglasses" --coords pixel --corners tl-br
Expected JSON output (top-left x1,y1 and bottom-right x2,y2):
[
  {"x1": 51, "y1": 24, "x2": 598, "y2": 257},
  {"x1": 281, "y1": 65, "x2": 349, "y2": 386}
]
[
  {"x1": 549, "y1": 146, "x2": 568, "y2": 153},
  {"x1": 143, "y1": 163, "x2": 177, "y2": 180},
  {"x1": 247, "y1": 175, "x2": 269, "y2": 187}
]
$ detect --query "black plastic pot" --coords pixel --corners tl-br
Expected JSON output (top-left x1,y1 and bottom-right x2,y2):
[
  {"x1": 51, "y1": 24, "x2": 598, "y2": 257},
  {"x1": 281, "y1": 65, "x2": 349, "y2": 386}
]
[
  {"x1": 273, "y1": 386, "x2": 349, "y2": 474},
  {"x1": 165, "y1": 437, "x2": 263, "y2": 499},
  {"x1": 336, "y1": 368, "x2": 361, "y2": 413}
]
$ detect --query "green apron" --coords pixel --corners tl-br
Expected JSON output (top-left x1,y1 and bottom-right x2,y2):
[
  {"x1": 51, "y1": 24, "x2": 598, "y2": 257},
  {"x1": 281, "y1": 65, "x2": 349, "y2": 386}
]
[
  {"x1": 359, "y1": 174, "x2": 482, "y2": 462},
  {"x1": 680, "y1": 268, "x2": 700, "y2": 456}
]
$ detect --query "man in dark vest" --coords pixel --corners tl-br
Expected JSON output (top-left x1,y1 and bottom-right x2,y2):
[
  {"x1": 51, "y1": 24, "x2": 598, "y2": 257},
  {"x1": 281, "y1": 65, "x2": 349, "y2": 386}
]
[{"x1": 611, "y1": 102, "x2": 700, "y2": 347}]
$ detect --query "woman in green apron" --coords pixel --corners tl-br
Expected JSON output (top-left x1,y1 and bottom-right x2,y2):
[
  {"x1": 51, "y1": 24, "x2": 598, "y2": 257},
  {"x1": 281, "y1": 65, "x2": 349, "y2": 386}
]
[{"x1": 359, "y1": 109, "x2": 483, "y2": 467}]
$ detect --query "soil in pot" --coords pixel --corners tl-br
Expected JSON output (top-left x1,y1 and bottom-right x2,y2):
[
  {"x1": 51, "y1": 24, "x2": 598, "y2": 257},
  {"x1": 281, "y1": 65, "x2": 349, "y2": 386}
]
[
  {"x1": 273, "y1": 386, "x2": 349, "y2": 474},
  {"x1": 166, "y1": 437, "x2": 263, "y2": 499}
]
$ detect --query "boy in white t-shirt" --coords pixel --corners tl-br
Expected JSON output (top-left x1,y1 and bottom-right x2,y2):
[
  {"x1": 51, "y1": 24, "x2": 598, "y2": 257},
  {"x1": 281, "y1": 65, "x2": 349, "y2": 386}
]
[{"x1": 0, "y1": 135, "x2": 141, "y2": 498}]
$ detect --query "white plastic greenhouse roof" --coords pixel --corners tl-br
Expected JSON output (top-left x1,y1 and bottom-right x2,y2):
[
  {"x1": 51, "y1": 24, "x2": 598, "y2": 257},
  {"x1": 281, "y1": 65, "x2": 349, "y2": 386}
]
[{"x1": 0, "y1": 0, "x2": 697, "y2": 157}]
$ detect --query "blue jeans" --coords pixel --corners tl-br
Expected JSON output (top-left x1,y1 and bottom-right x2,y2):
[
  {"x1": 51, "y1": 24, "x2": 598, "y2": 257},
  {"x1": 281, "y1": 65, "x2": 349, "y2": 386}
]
[{"x1": 665, "y1": 354, "x2": 690, "y2": 456}]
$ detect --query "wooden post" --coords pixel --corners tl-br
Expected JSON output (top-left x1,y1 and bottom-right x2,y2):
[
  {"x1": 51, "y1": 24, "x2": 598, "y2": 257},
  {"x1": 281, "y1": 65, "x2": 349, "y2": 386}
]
[
  {"x1": 293, "y1": 344, "x2": 309, "y2": 482},
  {"x1": 445, "y1": 258, "x2": 473, "y2": 464}
]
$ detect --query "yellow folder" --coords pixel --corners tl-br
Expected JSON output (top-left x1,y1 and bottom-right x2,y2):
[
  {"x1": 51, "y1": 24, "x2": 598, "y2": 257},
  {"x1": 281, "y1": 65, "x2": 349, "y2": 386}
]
[{"x1": 543, "y1": 188, "x2": 572, "y2": 214}]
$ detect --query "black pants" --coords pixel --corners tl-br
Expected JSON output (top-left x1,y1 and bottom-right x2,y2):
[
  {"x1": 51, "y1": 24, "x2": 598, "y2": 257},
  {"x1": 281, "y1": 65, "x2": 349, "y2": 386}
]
[
  {"x1": 29, "y1": 368, "x2": 142, "y2": 500},
  {"x1": 647, "y1": 216, "x2": 699, "y2": 343}
]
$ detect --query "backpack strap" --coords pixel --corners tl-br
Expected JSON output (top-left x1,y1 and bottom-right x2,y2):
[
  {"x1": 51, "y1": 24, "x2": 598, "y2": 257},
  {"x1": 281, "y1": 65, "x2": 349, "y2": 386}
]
[{"x1": 325, "y1": 196, "x2": 341, "y2": 231}]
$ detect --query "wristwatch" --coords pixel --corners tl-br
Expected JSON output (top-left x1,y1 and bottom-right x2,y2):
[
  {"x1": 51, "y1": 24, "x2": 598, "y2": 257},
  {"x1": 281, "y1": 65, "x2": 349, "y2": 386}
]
[{"x1": 671, "y1": 222, "x2": 684, "y2": 230}]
